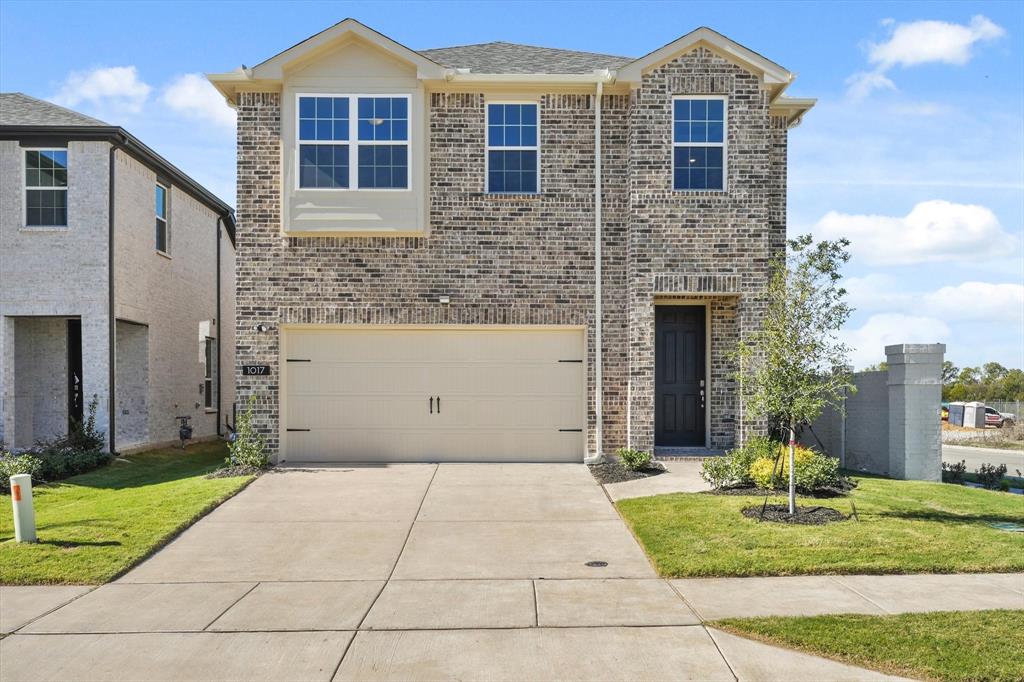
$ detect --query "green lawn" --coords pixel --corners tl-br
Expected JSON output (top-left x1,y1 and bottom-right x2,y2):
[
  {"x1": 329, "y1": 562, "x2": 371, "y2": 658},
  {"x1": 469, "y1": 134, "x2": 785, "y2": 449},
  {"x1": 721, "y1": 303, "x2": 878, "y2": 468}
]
[
  {"x1": 713, "y1": 610, "x2": 1024, "y2": 682},
  {"x1": 0, "y1": 441, "x2": 254, "y2": 585},
  {"x1": 616, "y1": 476, "x2": 1024, "y2": 576}
]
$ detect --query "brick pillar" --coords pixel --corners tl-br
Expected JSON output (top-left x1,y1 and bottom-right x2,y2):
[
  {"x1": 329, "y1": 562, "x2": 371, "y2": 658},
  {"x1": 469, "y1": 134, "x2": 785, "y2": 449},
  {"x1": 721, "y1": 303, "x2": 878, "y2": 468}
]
[{"x1": 885, "y1": 343, "x2": 945, "y2": 481}]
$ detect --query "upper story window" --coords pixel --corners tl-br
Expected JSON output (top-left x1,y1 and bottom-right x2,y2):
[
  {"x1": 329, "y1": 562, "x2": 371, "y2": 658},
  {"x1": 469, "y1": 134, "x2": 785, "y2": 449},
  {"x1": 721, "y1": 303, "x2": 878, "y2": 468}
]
[
  {"x1": 487, "y1": 103, "x2": 539, "y2": 194},
  {"x1": 673, "y1": 96, "x2": 726, "y2": 191},
  {"x1": 155, "y1": 183, "x2": 169, "y2": 253},
  {"x1": 24, "y1": 149, "x2": 68, "y2": 227},
  {"x1": 297, "y1": 94, "x2": 409, "y2": 190}
]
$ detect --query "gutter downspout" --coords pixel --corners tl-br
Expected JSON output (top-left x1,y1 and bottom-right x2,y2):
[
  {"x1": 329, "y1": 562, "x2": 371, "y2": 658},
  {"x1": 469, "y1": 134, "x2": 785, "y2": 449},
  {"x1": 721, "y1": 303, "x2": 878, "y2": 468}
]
[
  {"x1": 216, "y1": 216, "x2": 223, "y2": 438},
  {"x1": 585, "y1": 78, "x2": 605, "y2": 465},
  {"x1": 107, "y1": 140, "x2": 124, "y2": 455}
]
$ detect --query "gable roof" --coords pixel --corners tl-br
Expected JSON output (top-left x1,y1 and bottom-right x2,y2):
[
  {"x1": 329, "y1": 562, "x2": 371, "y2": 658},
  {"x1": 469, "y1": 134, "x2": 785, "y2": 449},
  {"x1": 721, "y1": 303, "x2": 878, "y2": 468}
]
[
  {"x1": 0, "y1": 92, "x2": 235, "y2": 242},
  {"x1": 250, "y1": 17, "x2": 448, "y2": 80},
  {"x1": 207, "y1": 20, "x2": 813, "y2": 126},
  {"x1": 617, "y1": 26, "x2": 791, "y2": 85},
  {"x1": 0, "y1": 92, "x2": 110, "y2": 127},
  {"x1": 419, "y1": 41, "x2": 633, "y2": 74}
]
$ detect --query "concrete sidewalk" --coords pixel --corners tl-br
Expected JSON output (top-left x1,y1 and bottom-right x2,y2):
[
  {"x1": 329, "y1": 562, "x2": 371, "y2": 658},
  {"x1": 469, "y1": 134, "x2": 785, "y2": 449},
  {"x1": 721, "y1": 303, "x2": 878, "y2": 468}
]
[{"x1": 3, "y1": 463, "x2": 1017, "y2": 681}]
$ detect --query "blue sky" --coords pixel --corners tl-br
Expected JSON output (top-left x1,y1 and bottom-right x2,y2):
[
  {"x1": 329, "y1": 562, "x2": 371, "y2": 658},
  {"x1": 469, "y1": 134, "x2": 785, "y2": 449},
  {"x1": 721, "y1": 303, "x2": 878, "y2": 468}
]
[{"x1": 2, "y1": 0, "x2": 1021, "y2": 371}]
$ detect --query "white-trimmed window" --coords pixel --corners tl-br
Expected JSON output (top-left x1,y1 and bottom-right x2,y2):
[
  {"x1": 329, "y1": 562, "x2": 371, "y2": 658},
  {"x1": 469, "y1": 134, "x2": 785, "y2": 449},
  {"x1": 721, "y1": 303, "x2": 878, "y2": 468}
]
[
  {"x1": 24, "y1": 149, "x2": 68, "y2": 226},
  {"x1": 486, "y1": 102, "x2": 539, "y2": 194},
  {"x1": 672, "y1": 96, "x2": 726, "y2": 191},
  {"x1": 297, "y1": 94, "x2": 410, "y2": 190},
  {"x1": 155, "y1": 183, "x2": 169, "y2": 253}
]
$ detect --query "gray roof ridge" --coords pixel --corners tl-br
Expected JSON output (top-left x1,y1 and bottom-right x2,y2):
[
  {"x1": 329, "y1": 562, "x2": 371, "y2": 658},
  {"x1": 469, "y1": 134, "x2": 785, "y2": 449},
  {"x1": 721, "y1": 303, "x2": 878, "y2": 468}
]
[
  {"x1": 0, "y1": 91, "x2": 111, "y2": 127},
  {"x1": 420, "y1": 40, "x2": 634, "y2": 62}
]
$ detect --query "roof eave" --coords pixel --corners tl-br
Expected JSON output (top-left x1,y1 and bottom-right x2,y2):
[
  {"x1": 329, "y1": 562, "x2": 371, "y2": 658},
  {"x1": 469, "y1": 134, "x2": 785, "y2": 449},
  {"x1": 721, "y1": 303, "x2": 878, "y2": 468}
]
[{"x1": 768, "y1": 97, "x2": 817, "y2": 128}]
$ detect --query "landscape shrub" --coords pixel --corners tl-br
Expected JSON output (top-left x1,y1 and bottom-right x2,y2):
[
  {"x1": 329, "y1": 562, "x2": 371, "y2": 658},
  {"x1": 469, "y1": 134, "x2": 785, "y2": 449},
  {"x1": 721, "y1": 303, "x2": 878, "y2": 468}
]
[
  {"x1": 701, "y1": 436, "x2": 777, "y2": 488},
  {"x1": 617, "y1": 448, "x2": 652, "y2": 471},
  {"x1": 747, "y1": 443, "x2": 844, "y2": 493},
  {"x1": 227, "y1": 396, "x2": 269, "y2": 469},
  {"x1": 976, "y1": 463, "x2": 1008, "y2": 490},
  {"x1": 0, "y1": 451, "x2": 43, "y2": 493},
  {"x1": 6, "y1": 396, "x2": 110, "y2": 487},
  {"x1": 942, "y1": 459, "x2": 967, "y2": 485}
]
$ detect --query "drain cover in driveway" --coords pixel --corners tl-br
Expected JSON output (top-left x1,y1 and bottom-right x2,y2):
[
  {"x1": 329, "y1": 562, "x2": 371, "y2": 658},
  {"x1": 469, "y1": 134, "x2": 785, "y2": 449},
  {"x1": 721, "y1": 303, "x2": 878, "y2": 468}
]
[{"x1": 585, "y1": 561, "x2": 609, "y2": 568}]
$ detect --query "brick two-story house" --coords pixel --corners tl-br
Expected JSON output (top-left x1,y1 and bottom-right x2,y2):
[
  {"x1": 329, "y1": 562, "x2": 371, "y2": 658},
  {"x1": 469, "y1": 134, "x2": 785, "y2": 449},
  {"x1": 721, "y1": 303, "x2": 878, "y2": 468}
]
[
  {"x1": 0, "y1": 94, "x2": 236, "y2": 453},
  {"x1": 209, "y1": 19, "x2": 814, "y2": 463}
]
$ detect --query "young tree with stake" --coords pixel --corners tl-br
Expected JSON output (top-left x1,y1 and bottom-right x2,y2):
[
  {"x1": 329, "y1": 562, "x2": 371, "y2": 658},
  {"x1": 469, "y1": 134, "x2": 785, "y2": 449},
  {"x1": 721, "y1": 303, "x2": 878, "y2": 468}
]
[{"x1": 734, "y1": 235, "x2": 855, "y2": 515}]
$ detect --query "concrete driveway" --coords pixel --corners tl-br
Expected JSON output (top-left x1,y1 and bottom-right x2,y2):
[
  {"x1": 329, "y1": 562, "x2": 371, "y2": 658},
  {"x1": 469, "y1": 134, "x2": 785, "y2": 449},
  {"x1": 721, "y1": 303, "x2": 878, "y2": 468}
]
[{"x1": 1, "y1": 463, "x2": 899, "y2": 681}]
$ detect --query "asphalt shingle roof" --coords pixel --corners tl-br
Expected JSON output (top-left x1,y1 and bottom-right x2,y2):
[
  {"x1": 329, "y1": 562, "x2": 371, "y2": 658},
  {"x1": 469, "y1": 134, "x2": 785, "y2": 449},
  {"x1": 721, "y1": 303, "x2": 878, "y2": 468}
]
[
  {"x1": 419, "y1": 41, "x2": 634, "y2": 74},
  {"x1": 0, "y1": 92, "x2": 110, "y2": 127}
]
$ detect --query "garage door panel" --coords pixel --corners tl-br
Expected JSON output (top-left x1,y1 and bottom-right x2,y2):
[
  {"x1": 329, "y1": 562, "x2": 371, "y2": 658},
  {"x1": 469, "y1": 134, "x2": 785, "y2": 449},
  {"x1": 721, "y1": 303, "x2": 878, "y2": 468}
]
[
  {"x1": 282, "y1": 328, "x2": 585, "y2": 462},
  {"x1": 286, "y1": 429, "x2": 582, "y2": 463}
]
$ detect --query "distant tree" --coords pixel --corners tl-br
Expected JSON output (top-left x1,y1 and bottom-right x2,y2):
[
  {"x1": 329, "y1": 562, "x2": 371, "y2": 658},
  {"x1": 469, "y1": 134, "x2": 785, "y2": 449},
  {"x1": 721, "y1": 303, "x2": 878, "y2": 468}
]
[
  {"x1": 734, "y1": 235, "x2": 854, "y2": 515},
  {"x1": 944, "y1": 363, "x2": 1024, "y2": 402},
  {"x1": 942, "y1": 361, "x2": 959, "y2": 385},
  {"x1": 863, "y1": 362, "x2": 888, "y2": 372}
]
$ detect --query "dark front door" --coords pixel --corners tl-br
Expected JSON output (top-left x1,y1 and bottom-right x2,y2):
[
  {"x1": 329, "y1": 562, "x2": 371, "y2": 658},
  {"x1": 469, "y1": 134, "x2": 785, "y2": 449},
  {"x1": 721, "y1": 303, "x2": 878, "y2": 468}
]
[
  {"x1": 67, "y1": 318, "x2": 83, "y2": 431},
  {"x1": 655, "y1": 306, "x2": 706, "y2": 447}
]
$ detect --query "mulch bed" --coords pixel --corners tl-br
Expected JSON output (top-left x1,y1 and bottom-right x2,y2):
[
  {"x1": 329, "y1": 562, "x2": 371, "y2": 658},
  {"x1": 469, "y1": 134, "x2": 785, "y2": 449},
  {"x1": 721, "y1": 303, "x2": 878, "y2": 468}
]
[
  {"x1": 589, "y1": 459, "x2": 666, "y2": 484},
  {"x1": 741, "y1": 503, "x2": 849, "y2": 525},
  {"x1": 205, "y1": 465, "x2": 266, "y2": 479}
]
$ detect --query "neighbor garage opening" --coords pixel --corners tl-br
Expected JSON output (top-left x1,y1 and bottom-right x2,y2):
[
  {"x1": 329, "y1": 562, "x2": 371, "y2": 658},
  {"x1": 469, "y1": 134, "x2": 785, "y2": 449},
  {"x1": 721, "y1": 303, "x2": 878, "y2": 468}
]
[{"x1": 281, "y1": 326, "x2": 586, "y2": 463}]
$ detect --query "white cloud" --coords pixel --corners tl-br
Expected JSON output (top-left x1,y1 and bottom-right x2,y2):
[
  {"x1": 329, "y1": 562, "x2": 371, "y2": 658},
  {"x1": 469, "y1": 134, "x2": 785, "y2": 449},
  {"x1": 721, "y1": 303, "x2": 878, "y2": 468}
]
[
  {"x1": 841, "y1": 313, "x2": 950, "y2": 368},
  {"x1": 844, "y1": 71, "x2": 896, "y2": 101},
  {"x1": 815, "y1": 200, "x2": 1019, "y2": 266},
  {"x1": 845, "y1": 276, "x2": 1024, "y2": 323},
  {"x1": 868, "y1": 15, "x2": 1005, "y2": 69},
  {"x1": 162, "y1": 73, "x2": 235, "y2": 128},
  {"x1": 845, "y1": 15, "x2": 1005, "y2": 99},
  {"x1": 52, "y1": 66, "x2": 150, "y2": 113},
  {"x1": 921, "y1": 282, "x2": 1024, "y2": 322}
]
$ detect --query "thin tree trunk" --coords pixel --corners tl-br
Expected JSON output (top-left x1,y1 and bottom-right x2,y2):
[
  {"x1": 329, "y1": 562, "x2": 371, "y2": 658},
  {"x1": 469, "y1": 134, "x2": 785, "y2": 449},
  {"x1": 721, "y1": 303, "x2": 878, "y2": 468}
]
[{"x1": 788, "y1": 423, "x2": 797, "y2": 515}]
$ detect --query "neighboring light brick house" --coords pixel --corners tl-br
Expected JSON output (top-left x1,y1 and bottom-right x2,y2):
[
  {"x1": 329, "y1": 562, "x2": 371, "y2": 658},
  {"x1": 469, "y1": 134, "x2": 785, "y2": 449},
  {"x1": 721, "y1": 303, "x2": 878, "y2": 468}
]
[
  {"x1": 209, "y1": 19, "x2": 814, "y2": 463},
  {"x1": 0, "y1": 94, "x2": 236, "y2": 453}
]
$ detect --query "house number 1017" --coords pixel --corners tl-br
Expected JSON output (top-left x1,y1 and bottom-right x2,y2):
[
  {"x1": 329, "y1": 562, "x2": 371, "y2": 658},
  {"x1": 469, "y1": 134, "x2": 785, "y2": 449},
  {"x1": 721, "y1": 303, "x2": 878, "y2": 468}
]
[{"x1": 242, "y1": 365, "x2": 271, "y2": 376}]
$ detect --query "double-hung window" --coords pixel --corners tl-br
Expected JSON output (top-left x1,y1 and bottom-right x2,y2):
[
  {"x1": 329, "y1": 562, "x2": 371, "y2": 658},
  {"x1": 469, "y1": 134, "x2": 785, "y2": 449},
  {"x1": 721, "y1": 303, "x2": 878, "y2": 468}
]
[
  {"x1": 155, "y1": 183, "x2": 169, "y2": 253},
  {"x1": 297, "y1": 94, "x2": 409, "y2": 190},
  {"x1": 204, "y1": 337, "x2": 215, "y2": 409},
  {"x1": 25, "y1": 149, "x2": 68, "y2": 227},
  {"x1": 487, "y1": 103, "x2": 539, "y2": 194},
  {"x1": 672, "y1": 96, "x2": 726, "y2": 191}
]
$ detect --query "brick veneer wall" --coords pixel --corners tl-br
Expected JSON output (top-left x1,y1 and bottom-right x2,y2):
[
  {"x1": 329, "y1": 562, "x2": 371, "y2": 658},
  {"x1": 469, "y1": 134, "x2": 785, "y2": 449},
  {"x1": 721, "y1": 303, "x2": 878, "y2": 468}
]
[
  {"x1": 234, "y1": 47, "x2": 787, "y2": 460},
  {"x1": 235, "y1": 91, "x2": 630, "y2": 459},
  {"x1": 626, "y1": 46, "x2": 786, "y2": 451}
]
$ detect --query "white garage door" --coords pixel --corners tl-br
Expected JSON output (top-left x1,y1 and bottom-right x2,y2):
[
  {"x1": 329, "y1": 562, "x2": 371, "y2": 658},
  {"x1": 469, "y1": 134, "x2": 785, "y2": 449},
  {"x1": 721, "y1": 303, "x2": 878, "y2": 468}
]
[{"x1": 282, "y1": 327, "x2": 586, "y2": 462}]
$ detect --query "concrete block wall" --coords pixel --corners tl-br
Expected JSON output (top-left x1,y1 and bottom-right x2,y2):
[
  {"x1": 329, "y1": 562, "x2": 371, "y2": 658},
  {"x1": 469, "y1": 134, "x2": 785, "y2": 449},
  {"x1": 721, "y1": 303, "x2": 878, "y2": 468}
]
[{"x1": 803, "y1": 344, "x2": 944, "y2": 480}]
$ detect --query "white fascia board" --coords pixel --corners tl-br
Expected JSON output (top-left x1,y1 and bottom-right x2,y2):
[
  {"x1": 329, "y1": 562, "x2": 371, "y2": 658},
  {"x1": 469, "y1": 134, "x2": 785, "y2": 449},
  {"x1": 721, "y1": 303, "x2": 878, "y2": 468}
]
[
  {"x1": 617, "y1": 27, "x2": 791, "y2": 86},
  {"x1": 769, "y1": 96, "x2": 817, "y2": 127},
  {"x1": 250, "y1": 18, "x2": 448, "y2": 81}
]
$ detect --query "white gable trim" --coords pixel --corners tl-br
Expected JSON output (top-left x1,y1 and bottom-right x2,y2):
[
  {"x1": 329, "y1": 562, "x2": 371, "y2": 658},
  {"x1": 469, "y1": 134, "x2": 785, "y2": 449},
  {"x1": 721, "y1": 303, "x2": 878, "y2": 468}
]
[
  {"x1": 251, "y1": 18, "x2": 448, "y2": 81},
  {"x1": 617, "y1": 27, "x2": 792, "y2": 86}
]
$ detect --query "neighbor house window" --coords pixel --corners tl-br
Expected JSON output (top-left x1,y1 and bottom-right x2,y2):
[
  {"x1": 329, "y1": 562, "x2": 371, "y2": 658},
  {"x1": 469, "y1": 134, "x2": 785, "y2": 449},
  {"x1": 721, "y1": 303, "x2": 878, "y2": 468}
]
[
  {"x1": 487, "y1": 103, "x2": 539, "y2": 193},
  {"x1": 296, "y1": 94, "x2": 409, "y2": 190},
  {"x1": 25, "y1": 149, "x2": 68, "y2": 226},
  {"x1": 673, "y1": 96, "x2": 726, "y2": 191},
  {"x1": 155, "y1": 183, "x2": 169, "y2": 253},
  {"x1": 204, "y1": 337, "x2": 215, "y2": 409}
]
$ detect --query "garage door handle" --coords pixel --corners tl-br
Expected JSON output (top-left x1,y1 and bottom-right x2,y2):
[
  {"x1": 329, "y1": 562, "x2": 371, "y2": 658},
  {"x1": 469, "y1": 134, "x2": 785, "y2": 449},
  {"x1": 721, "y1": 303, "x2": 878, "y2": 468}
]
[{"x1": 429, "y1": 396, "x2": 434, "y2": 414}]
